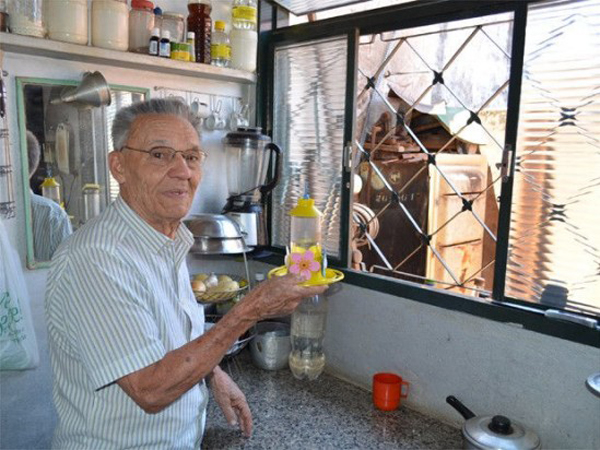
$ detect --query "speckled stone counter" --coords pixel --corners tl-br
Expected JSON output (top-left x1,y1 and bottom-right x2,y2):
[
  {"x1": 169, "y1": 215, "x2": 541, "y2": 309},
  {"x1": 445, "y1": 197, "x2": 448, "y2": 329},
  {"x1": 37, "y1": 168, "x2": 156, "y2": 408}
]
[{"x1": 201, "y1": 351, "x2": 462, "y2": 449}]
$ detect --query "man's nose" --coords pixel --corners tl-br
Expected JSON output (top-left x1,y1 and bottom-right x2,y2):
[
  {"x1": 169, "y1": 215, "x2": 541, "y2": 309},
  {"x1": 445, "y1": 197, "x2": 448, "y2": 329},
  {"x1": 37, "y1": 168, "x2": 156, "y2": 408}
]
[{"x1": 168, "y1": 153, "x2": 193, "y2": 178}]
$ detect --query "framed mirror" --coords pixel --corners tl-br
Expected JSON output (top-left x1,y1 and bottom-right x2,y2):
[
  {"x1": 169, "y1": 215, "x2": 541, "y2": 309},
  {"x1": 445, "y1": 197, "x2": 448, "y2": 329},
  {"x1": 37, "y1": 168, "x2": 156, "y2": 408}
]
[{"x1": 17, "y1": 77, "x2": 149, "y2": 269}]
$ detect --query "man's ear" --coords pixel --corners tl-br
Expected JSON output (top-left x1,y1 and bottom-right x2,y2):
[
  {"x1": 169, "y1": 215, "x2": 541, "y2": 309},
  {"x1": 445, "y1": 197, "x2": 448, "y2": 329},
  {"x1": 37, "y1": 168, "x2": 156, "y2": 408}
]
[{"x1": 108, "y1": 151, "x2": 126, "y2": 184}]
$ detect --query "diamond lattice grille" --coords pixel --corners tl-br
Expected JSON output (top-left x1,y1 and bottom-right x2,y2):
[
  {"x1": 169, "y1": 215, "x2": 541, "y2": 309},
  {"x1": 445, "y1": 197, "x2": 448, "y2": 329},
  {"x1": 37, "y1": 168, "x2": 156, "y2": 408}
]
[{"x1": 352, "y1": 13, "x2": 513, "y2": 296}]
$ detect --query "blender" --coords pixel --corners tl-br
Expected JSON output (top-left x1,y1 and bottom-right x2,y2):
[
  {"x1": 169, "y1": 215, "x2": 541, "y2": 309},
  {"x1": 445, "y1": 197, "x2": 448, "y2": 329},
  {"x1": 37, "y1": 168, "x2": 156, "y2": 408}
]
[{"x1": 222, "y1": 127, "x2": 281, "y2": 249}]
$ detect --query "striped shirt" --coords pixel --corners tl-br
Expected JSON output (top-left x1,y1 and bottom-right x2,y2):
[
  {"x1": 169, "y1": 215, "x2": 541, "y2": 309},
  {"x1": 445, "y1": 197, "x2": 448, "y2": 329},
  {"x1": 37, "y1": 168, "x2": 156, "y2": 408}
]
[
  {"x1": 30, "y1": 192, "x2": 73, "y2": 261},
  {"x1": 45, "y1": 196, "x2": 207, "y2": 450}
]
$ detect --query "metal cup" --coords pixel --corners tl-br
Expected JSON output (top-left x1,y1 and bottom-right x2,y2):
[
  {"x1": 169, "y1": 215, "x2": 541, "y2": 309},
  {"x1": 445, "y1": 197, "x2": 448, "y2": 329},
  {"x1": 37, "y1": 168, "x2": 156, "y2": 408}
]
[{"x1": 250, "y1": 321, "x2": 291, "y2": 371}]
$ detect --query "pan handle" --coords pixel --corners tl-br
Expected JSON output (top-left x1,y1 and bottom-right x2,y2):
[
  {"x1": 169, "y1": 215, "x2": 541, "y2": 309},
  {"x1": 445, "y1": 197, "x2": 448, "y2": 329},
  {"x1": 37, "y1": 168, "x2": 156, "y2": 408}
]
[{"x1": 446, "y1": 396, "x2": 476, "y2": 420}]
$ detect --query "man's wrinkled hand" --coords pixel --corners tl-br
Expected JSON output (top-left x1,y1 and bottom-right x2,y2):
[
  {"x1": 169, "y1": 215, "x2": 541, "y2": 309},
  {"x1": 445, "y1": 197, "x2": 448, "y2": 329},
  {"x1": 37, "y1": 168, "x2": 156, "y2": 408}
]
[
  {"x1": 209, "y1": 366, "x2": 253, "y2": 437},
  {"x1": 244, "y1": 273, "x2": 328, "y2": 320}
]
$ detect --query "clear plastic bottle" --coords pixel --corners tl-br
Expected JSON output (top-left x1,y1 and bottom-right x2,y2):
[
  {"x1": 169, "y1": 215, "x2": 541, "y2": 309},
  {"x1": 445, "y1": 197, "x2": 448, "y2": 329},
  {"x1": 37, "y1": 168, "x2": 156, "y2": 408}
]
[
  {"x1": 289, "y1": 295, "x2": 328, "y2": 380},
  {"x1": 187, "y1": 0, "x2": 212, "y2": 64},
  {"x1": 232, "y1": 0, "x2": 257, "y2": 30},
  {"x1": 211, "y1": 20, "x2": 231, "y2": 68}
]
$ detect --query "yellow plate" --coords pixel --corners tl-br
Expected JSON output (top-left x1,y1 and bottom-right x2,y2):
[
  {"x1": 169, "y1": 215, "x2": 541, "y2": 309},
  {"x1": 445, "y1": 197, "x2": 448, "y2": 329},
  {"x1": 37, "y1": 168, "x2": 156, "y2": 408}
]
[{"x1": 267, "y1": 266, "x2": 345, "y2": 286}]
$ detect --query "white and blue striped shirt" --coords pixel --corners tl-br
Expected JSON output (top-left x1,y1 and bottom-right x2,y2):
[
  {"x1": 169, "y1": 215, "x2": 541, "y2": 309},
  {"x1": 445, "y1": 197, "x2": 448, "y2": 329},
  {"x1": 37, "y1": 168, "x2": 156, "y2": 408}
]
[
  {"x1": 45, "y1": 196, "x2": 207, "y2": 449},
  {"x1": 30, "y1": 192, "x2": 73, "y2": 261}
]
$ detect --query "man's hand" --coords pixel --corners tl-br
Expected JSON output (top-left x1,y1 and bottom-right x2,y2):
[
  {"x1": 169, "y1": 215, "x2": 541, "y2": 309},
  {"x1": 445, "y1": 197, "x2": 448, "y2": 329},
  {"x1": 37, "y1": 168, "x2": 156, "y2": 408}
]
[
  {"x1": 209, "y1": 366, "x2": 253, "y2": 437},
  {"x1": 238, "y1": 273, "x2": 328, "y2": 322}
]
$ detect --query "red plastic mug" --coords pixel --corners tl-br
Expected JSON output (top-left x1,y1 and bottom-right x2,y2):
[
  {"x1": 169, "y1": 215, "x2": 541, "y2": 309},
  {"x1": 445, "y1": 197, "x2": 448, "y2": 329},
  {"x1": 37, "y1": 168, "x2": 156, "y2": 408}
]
[{"x1": 373, "y1": 373, "x2": 410, "y2": 411}]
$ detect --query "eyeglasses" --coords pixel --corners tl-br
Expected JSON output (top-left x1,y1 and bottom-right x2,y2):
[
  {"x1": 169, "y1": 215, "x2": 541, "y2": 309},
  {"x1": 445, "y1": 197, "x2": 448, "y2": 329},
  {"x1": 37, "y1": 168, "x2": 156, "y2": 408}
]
[{"x1": 121, "y1": 146, "x2": 207, "y2": 169}]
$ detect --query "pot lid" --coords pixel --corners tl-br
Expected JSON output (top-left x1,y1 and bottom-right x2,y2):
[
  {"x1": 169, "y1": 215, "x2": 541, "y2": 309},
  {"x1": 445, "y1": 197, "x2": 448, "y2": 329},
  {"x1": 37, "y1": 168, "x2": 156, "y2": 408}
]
[{"x1": 464, "y1": 415, "x2": 541, "y2": 450}]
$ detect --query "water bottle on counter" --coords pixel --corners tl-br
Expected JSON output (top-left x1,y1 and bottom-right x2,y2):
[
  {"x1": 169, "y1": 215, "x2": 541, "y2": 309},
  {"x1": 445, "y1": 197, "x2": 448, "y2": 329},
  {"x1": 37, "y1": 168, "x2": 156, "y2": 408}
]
[{"x1": 289, "y1": 294, "x2": 328, "y2": 380}]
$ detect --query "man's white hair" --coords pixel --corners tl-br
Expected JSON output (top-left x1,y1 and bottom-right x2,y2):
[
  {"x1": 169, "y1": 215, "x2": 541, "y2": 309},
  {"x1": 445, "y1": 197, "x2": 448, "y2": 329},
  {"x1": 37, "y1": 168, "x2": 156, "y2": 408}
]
[{"x1": 112, "y1": 98, "x2": 202, "y2": 151}]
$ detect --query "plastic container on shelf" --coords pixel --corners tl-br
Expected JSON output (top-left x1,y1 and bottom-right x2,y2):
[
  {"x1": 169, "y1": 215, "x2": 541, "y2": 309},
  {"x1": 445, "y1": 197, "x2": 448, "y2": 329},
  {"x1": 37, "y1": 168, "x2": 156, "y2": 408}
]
[
  {"x1": 187, "y1": 0, "x2": 212, "y2": 64},
  {"x1": 211, "y1": 20, "x2": 230, "y2": 68},
  {"x1": 129, "y1": 0, "x2": 154, "y2": 53},
  {"x1": 46, "y1": 0, "x2": 88, "y2": 44},
  {"x1": 7, "y1": 0, "x2": 45, "y2": 38},
  {"x1": 230, "y1": 27, "x2": 257, "y2": 72},
  {"x1": 232, "y1": 0, "x2": 257, "y2": 30},
  {"x1": 162, "y1": 11, "x2": 184, "y2": 43},
  {"x1": 92, "y1": 0, "x2": 129, "y2": 51}
]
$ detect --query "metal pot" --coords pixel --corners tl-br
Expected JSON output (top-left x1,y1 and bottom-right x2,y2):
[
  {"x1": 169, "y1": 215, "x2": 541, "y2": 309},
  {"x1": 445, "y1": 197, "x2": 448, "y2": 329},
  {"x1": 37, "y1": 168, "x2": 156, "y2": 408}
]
[
  {"x1": 250, "y1": 321, "x2": 291, "y2": 371},
  {"x1": 446, "y1": 396, "x2": 541, "y2": 450}
]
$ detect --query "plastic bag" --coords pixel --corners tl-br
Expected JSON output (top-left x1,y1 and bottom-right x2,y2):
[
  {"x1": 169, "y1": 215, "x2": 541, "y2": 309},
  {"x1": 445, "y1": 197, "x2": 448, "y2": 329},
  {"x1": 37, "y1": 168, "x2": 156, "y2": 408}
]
[{"x1": 0, "y1": 220, "x2": 39, "y2": 370}]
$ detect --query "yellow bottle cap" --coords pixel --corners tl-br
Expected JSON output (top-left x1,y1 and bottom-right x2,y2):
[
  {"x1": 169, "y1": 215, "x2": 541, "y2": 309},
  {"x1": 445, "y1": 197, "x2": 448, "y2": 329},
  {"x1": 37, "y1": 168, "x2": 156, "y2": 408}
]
[
  {"x1": 82, "y1": 183, "x2": 101, "y2": 191},
  {"x1": 289, "y1": 198, "x2": 321, "y2": 218},
  {"x1": 41, "y1": 177, "x2": 60, "y2": 188},
  {"x1": 215, "y1": 20, "x2": 226, "y2": 31}
]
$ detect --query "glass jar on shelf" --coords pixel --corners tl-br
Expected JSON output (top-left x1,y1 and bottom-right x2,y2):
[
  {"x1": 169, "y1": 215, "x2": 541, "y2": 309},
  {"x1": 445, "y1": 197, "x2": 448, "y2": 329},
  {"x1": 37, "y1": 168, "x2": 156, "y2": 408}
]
[
  {"x1": 161, "y1": 11, "x2": 185, "y2": 43},
  {"x1": 129, "y1": 0, "x2": 154, "y2": 53},
  {"x1": 230, "y1": 0, "x2": 257, "y2": 72},
  {"x1": 46, "y1": 0, "x2": 88, "y2": 45},
  {"x1": 91, "y1": 0, "x2": 129, "y2": 51},
  {"x1": 7, "y1": 0, "x2": 45, "y2": 38}
]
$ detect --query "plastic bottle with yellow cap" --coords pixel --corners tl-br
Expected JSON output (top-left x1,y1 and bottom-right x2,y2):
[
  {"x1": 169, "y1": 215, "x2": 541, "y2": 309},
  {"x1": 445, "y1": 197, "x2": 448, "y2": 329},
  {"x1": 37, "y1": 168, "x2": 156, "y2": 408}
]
[
  {"x1": 41, "y1": 176, "x2": 61, "y2": 205},
  {"x1": 288, "y1": 195, "x2": 326, "y2": 285}
]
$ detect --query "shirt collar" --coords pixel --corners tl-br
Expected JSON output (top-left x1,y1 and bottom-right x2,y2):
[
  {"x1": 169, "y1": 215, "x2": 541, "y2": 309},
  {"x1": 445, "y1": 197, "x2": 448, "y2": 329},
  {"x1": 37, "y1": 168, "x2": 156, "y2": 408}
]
[{"x1": 114, "y1": 196, "x2": 193, "y2": 257}]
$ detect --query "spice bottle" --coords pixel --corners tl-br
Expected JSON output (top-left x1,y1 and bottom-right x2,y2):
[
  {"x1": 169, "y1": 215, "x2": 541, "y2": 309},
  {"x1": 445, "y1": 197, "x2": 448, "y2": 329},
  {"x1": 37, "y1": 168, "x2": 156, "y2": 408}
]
[
  {"x1": 186, "y1": 31, "x2": 196, "y2": 62},
  {"x1": 148, "y1": 27, "x2": 160, "y2": 56},
  {"x1": 187, "y1": 0, "x2": 212, "y2": 64},
  {"x1": 211, "y1": 20, "x2": 231, "y2": 68},
  {"x1": 159, "y1": 30, "x2": 171, "y2": 58}
]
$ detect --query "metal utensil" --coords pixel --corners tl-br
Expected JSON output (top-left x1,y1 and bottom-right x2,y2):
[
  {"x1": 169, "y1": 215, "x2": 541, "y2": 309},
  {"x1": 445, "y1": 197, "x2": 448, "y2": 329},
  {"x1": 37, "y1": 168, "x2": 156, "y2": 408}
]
[
  {"x1": 446, "y1": 396, "x2": 541, "y2": 450},
  {"x1": 250, "y1": 321, "x2": 291, "y2": 370},
  {"x1": 184, "y1": 214, "x2": 250, "y2": 254}
]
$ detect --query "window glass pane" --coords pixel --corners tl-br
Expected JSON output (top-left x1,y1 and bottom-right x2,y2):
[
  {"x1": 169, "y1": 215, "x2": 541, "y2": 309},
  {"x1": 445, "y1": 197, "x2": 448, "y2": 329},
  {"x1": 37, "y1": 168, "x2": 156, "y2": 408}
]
[
  {"x1": 271, "y1": 37, "x2": 348, "y2": 258},
  {"x1": 506, "y1": 0, "x2": 600, "y2": 315},
  {"x1": 352, "y1": 12, "x2": 513, "y2": 297}
]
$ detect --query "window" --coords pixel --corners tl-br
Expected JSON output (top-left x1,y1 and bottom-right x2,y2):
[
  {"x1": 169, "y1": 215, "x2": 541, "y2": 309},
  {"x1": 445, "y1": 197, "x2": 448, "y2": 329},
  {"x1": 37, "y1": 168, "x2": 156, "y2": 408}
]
[{"x1": 263, "y1": 0, "x2": 600, "y2": 344}]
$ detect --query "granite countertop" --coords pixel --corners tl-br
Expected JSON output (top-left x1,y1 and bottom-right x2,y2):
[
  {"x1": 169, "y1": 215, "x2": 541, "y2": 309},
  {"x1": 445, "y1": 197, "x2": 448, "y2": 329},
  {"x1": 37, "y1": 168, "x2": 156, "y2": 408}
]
[{"x1": 202, "y1": 351, "x2": 462, "y2": 449}]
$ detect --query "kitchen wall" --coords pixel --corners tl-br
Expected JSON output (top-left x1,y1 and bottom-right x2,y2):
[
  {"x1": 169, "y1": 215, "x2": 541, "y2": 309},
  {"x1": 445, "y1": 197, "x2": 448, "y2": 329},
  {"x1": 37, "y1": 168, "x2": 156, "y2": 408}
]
[
  {"x1": 1, "y1": 52, "x2": 599, "y2": 450},
  {"x1": 324, "y1": 283, "x2": 600, "y2": 449}
]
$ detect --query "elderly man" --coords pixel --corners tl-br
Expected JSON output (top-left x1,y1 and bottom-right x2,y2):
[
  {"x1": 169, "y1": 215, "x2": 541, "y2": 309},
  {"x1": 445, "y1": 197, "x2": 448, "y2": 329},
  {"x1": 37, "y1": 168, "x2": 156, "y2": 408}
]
[
  {"x1": 45, "y1": 98, "x2": 327, "y2": 449},
  {"x1": 26, "y1": 130, "x2": 72, "y2": 260}
]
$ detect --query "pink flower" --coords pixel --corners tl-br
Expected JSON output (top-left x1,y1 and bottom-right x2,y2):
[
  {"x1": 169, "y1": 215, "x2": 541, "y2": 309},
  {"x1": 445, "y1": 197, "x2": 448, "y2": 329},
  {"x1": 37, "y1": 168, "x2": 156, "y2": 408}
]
[{"x1": 289, "y1": 251, "x2": 320, "y2": 281}]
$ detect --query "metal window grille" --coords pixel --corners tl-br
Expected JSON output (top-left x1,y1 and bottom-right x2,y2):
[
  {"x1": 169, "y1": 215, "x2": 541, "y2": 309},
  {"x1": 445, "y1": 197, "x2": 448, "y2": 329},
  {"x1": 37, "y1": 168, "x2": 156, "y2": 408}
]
[{"x1": 352, "y1": 12, "x2": 513, "y2": 297}]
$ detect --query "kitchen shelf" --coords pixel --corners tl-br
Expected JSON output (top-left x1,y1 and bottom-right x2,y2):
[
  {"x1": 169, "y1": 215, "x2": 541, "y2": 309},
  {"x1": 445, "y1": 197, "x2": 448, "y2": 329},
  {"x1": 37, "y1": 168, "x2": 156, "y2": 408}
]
[{"x1": 0, "y1": 32, "x2": 256, "y2": 85}]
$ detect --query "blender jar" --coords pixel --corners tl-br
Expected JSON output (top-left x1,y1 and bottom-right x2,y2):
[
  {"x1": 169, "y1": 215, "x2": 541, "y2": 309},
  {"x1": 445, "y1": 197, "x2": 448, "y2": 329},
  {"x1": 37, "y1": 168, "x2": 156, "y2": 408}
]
[{"x1": 222, "y1": 127, "x2": 272, "y2": 198}]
